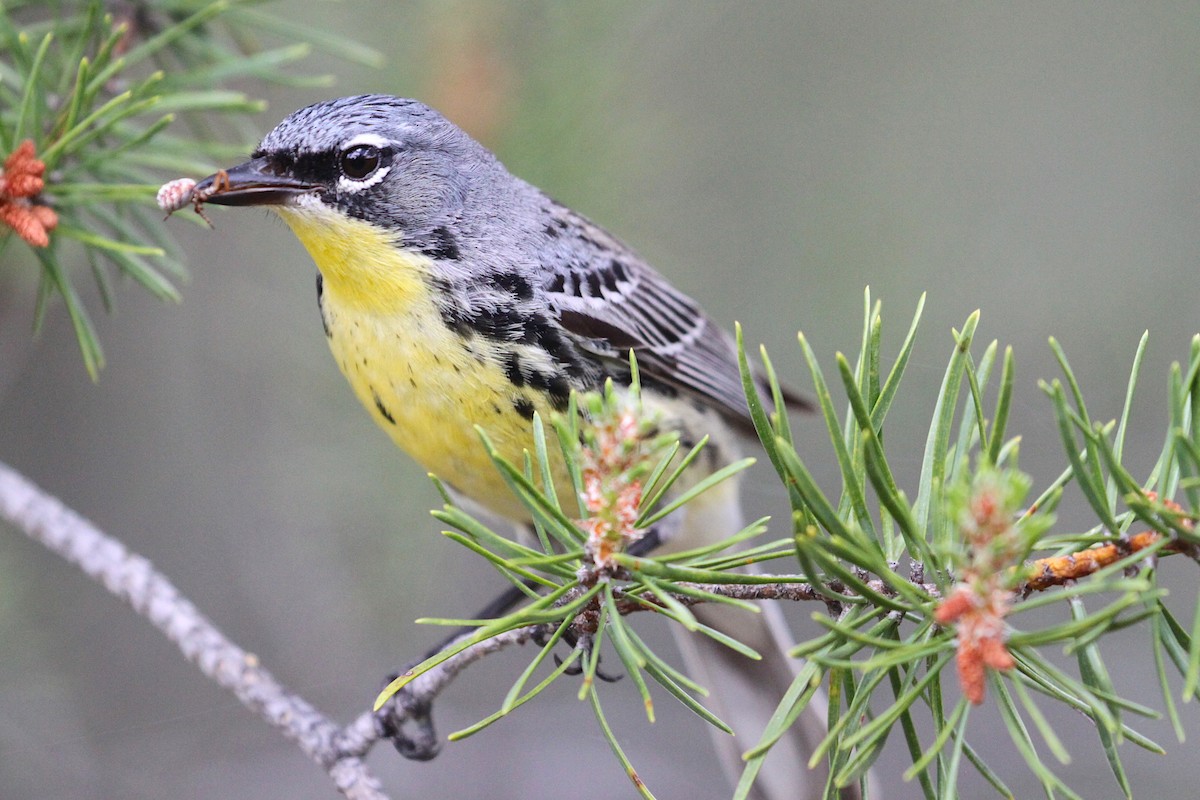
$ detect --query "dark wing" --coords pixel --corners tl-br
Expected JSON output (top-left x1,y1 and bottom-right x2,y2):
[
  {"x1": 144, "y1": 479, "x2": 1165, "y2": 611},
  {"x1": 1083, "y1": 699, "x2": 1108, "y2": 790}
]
[{"x1": 538, "y1": 202, "x2": 808, "y2": 431}]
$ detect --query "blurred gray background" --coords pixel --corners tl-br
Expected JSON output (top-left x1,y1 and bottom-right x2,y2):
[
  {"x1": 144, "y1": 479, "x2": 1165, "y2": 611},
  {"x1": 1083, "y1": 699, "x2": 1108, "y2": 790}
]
[{"x1": 3, "y1": 2, "x2": 1199, "y2": 798}]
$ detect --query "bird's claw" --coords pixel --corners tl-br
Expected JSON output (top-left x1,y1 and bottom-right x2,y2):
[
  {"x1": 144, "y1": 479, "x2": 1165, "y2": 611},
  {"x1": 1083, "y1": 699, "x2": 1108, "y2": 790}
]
[{"x1": 375, "y1": 669, "x2": 442, "y2": 761}]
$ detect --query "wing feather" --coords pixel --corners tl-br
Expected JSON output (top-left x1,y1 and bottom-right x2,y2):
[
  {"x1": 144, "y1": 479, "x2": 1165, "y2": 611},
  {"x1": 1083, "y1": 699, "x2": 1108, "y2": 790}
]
[{"x1": 536, "y1": 202, "x2": 807, "y2": 428}]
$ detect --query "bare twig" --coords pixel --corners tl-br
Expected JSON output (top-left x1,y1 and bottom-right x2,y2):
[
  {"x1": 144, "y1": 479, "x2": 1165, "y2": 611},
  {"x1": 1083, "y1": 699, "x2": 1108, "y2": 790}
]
[
  {"x1": 0, "y1": 462, "x2": 388, "y2": 800},
  {"x1": 0, "y1": 460, "x2": 591, "y2": 790}
]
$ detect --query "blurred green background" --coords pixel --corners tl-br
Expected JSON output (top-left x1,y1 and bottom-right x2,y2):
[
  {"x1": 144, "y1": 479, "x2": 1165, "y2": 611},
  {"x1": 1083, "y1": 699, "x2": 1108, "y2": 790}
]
[{"x1": 3, "y1": 2, "x2": 1200, "y2": 798}]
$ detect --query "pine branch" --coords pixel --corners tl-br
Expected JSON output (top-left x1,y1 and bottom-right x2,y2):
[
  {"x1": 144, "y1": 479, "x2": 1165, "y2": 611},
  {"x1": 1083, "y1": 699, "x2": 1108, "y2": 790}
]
[
  {"x1": 0, "y1": 0, "x2": 382, "y2": 378},
  {"x1": 363, "y1": 294, "x2": 1200, "y2": 800}
]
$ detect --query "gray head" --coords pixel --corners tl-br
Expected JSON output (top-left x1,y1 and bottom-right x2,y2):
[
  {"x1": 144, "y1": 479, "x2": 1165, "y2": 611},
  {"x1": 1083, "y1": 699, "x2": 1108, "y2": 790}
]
[{"x1": 195, "y1": 95, "x2": 504, "y2": 243}]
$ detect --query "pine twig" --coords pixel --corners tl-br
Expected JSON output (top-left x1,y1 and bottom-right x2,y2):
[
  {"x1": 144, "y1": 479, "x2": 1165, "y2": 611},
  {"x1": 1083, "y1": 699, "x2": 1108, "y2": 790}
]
[
  {"x1": 611, "y1": 528, "x2": 1194, "y2": 612},
  {"x1": 1021, "y1": 530, "x2": 1186, "y2": 592}
]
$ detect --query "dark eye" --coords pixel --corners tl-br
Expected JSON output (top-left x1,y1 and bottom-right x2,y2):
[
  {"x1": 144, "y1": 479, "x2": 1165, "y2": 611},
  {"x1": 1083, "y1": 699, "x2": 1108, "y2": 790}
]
[{"x1": 339, "y1": 144, "x2": 381, "y2": 180}]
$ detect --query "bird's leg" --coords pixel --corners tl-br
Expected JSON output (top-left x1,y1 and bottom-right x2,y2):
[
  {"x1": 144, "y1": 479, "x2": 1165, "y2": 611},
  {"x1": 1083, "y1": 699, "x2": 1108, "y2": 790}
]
[
  {"x1": 374, "y1": 681, "x2": 439, "y2": 761},
  {"x1": 377, "y1": 523, "x2": 668, "y2": 760},
  {"x1": 426, "y1": 582, "x2": 534, "y2": 658},
  {"x1": 375, "y1": 580, "x2": 534, "y2": 761}
]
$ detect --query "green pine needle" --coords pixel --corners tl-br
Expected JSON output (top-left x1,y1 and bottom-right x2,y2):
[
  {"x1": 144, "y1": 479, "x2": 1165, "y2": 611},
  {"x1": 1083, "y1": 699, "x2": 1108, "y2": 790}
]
[{"x1": 1, "y1": 1, "x2": 377, "y2": 376}]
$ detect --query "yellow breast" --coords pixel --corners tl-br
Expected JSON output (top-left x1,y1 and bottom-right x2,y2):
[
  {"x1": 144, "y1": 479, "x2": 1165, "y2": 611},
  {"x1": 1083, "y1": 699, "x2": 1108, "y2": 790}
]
[{"x1": 275, "y1": 201, "x2": 562, "y2": 521}]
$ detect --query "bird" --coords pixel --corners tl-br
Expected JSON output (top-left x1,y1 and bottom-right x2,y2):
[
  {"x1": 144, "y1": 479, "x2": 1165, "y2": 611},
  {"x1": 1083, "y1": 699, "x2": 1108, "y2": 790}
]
[{"x1": 191, "y1": 94, "x2": 843, "y2": 800}]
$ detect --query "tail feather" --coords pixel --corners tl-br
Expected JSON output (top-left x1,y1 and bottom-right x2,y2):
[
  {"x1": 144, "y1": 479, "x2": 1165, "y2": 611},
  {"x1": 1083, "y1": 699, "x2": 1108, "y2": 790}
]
[
  {"x1": 673, "y1": 602, "x2": 842, "y2": 800},
  {"x1": 662, "y1": 479, "x2": 866, "y2": 800}
]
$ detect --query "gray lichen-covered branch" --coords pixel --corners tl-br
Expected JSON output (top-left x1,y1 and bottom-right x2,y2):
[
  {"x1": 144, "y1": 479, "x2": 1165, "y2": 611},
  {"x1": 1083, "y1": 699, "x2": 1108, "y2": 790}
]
[{"x1": 0, "y1": 461, "x2": 388, "y2": 800}]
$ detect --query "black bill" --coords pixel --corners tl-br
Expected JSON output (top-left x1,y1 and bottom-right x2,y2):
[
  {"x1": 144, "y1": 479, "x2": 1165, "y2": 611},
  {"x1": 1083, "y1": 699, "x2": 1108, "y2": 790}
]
[{"x1": 194, "y1": 157, "x2": 319, "y2": 207}]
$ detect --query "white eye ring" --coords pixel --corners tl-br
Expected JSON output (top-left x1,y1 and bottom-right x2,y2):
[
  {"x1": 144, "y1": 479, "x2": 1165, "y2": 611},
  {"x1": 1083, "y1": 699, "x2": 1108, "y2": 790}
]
[
  {"x1": 337, "y1": 165, "x2": 390, "y2": 193},
  {"x1": 341, "y1": 133, "x2": 391, "y2": 151},
  {"x1": 336, "y1": 133, "x2": 393, "y2": 192}
]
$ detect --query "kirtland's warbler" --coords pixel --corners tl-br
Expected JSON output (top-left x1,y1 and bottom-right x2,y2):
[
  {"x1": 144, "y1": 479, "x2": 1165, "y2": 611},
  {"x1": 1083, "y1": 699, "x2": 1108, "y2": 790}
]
[{"x1": 193, "y1": 95, "x2": 840, "y2": 800}]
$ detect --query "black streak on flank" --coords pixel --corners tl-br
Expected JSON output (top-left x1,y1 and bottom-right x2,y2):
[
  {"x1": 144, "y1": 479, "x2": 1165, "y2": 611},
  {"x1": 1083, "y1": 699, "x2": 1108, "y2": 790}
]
[
  {"x1": 503, "y1": 352, "x2": 525, "y2": 387},
  {"x1": 372, "y1": 390, "x2": 397, "y2": 424},
  {"x1": 549, "y1": 381, "x2": 571, "y2": 410},
  {"x1": 450, "y1": 305, "x2": 524, "y2": 342},
  {"x1": 421, "y1": 226, "x2": 460, "y2": 261},
  {"x1": 537, "y1": 326, "x2": 587, "y2": 378},
  {"x1": 316, "y1": 273, "x2": 332, "y2": 338},
  {"x1": 525, "y1": 370, "x2": 571, "y2": 411},
  {"x1": 431, "y1": 277, "x2": 474, "y2": 338},
  {"x1": 519, "y1": 314, "x2": 555, "y2": 346},
  {"x1": 493, "y1": 272, "x2": 534, "y2": 300},
  {"x1": 513, "y1": 397, "x2": 536, "y2": 420}
]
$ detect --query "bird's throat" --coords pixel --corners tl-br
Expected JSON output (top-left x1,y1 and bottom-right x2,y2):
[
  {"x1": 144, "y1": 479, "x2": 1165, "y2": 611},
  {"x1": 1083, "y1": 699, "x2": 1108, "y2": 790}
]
[{"x1": 274, "y1": 202, "x2": 430, "y2": 315}]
